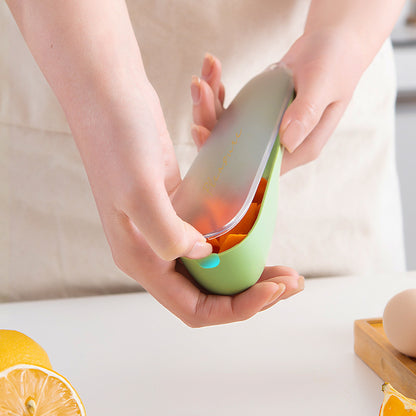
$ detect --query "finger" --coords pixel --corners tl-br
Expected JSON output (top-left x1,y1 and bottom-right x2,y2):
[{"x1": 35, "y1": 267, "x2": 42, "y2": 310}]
[
  {"x1": 201, "y1": 53, "x2": 224, "y2": 115},
  {"x1": 191, "y1": 124, "x2": 211, "y2": 150},
  {"x1": 258, "y1": 266, "x2": 303, "y2": 301},
  {"x1": 261, "y1": 276, "x2": 305, "y2": 311},
  {"x1": 257, "y1": 265, "x2": 299, "y2": 282},
  {"x1": 121, "y1": 183, "x2": 212, "y2": 261},
  {"x1": 279, "y1": 70, "x2": 332, "y2": 153},
  {"x1": 191, "y1": 76, "x2": 217, "y2": 130},
  {"x1": 146, "y1": 261, "x2": 287, "y2": 327},
  {"x1": 281, "y1": 101, "x2": 346, "y2": 174},
  {"x1": 190, "y1": 280, "x2": 286, "y2": 327},
  {"x1": 201, "y1": 53, "x2": 221, "y2": 95},
  {"x1": 227, "y1": 280, "x2": 286, "y2": 322}
]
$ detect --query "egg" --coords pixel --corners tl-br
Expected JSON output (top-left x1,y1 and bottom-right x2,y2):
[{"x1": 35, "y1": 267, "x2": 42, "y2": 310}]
[{"x1": 383, "y1": 288, "x2": 416, "y2": 358}]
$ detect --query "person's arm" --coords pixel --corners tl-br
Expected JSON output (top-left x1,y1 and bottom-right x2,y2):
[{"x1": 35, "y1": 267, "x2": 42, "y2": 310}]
[
  {"x1": 305, "y1": 0, "x2": 403, "y2": 52},
  {"x1": 5, "y1": 0, "x2": 304, "y2": 326},
  {"x1": 190, "y1": 2, "x2": 406, "y2": 174},
  {"x1": 277, "y1": 0, "x2": 406, "y2": 172},
  {"x1": 6, "y1": 0, "x2": 212, "y2": 260}
]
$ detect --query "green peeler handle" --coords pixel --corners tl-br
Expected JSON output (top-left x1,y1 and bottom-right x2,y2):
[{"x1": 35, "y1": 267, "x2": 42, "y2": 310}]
[{"x1": 181, "y1": 140, "x2": 284, "y2": 295}]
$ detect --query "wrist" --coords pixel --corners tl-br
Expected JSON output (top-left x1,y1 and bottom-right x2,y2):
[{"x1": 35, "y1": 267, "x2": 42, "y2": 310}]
[
  {"x1": 301, "y1": 25, "x2": 374, "y2": 73},
  {"x1": 66, "y1": 75, "x2": 155, "y2": 145},
  {"x1": 304, "y1": 0, "x2": 404, "y2": 67}
]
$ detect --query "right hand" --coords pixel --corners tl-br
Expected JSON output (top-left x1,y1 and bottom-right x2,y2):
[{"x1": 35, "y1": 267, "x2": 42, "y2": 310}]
[
  {"x1": 76, "y1": 81, "x2": 213, "y2": 263},
  {"x1": 78, "y1": 81, "x2": 304, "y2": 327}
]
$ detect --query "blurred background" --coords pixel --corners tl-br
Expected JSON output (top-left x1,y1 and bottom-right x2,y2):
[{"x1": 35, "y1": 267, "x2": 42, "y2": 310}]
[{"x1": 393, "y1": 0, "x2": 416, "y2": 270}]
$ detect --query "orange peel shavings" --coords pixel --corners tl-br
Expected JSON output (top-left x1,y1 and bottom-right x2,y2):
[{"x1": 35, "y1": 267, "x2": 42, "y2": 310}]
[
  {"x1": 218, "y1": 202, "x2": 258, "y2": 246},
  {"x1": 208, "y1": 237, "x2": 221, "y2": 254},
  {"x1": 219, "y1": 234, "x2": 247, "y2": 253},
  {"x1": 205, "y1": 178, "x2": 267, "y2": 253},
  {"x1": 253, "y1": 177, "x2": 267, "y2": 204}
]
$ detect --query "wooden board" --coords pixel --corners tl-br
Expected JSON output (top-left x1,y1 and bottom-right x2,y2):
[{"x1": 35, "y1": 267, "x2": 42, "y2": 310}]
[{"x1": 354, "y1": 318, "x2": 416, "y2": 399}]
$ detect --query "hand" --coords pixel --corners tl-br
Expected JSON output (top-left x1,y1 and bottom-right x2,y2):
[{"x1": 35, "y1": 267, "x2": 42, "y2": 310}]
[
  {"x1": 4, "y1": 0, "x2": 213, "y2": 264},
  {"x1": 76, "y1": 82, "x2": 214, "y2": 262},
  {"x1": 191, "y1": 32, "x2": 367, "y2": 175},
  {"x1": 80, "y1": 81, "x2": 303, "y2": 327},
  {"x1": 278, "y1": 28, "x2": 368, "y2": 173},
  {"x1": 116, "y1": 233, "x2": 303, "y2": 327}
]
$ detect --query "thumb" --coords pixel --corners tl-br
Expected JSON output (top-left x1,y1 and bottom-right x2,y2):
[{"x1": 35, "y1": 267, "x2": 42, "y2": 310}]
[
  {"x1": 279, "y1": 72, "x2": 330, "y2": 153},
  {"x1": 125, "y1": 184, "x2": 212, "y2": 261}
]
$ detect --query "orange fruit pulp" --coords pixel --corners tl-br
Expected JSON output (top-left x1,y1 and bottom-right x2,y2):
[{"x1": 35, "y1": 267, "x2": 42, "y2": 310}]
[{"x1": 379, "y1": 383, "x2": 416, "y2": 416}]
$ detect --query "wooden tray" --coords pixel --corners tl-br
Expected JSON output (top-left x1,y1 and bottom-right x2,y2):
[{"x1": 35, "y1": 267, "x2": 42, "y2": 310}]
[{"x1": 354, "y1": 318, "x2": 416, "y2": 399}]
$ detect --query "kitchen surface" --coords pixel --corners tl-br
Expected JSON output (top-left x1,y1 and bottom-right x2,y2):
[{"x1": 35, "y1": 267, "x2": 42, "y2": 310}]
[
  {"x1": 1, "y1": 272, "x2": 414, "y2": 415},
  {"x1": 393, "y1": 0, "x2": 416, "y2": 270}
]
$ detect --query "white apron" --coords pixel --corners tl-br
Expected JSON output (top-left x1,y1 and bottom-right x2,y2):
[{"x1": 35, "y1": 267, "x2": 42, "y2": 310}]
[{"x1": 0, "y1": 0, "x2": 405, "y2": 301}]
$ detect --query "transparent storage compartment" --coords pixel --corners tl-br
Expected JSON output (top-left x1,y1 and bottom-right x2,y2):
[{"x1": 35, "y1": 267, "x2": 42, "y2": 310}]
[{"x1": 173, "y1": 65, "x2": 293, "y2": 239}]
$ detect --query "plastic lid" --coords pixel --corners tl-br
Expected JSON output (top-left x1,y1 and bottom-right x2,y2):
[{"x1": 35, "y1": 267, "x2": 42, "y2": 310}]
[{"x1": 173, "y1": 64, "x2": 294, "y2": 239}]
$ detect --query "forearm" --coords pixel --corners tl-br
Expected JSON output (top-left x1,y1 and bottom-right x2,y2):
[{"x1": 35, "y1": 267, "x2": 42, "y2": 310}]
[
  {"x1": 306, "y1": 0, "x2": 406, "y2": 63},
  {"x1": 5, "y1": 0, "x2": 149, "y2": 141}
]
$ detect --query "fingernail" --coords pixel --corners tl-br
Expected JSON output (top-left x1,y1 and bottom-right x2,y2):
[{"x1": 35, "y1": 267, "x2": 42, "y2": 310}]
[
  {"x1": 280, "y1": 119, "x2": 305, "y2": 153},
  {"x1": 186, "y1": 241, "x2": 212, "y2": 259},
  {"x1": 264, "y1": 283, "x2": 286, "y2": 307},
  {"x1": 202, "y1": 53, "x2": 214, "y2": 79},
  {"x1": 191, "y1": 76, "x2": 201, "y2": 105}
]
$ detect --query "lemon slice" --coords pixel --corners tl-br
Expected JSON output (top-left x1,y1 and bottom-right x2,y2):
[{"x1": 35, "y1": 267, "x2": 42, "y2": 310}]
[
  {"x1": 0, "y1": 364, "x2": 86, "y2": 415},
  {"x1": 379, "y1": 383, "x2": 416, "y2": 416}
]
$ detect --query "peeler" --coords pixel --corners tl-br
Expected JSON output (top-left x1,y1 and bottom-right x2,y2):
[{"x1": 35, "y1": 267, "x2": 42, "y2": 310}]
[{"x1": 173, "y1": 64, "x2": 294, "y2": 295}]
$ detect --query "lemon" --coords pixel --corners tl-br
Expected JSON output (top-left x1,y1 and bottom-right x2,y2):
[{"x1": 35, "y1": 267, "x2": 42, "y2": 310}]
[
  {"x1": 0, "y1": 330, "x2": 52, "y2": 372},
  {"x1": 0, "y1": 330, "x2": 85, "y2": 415}
]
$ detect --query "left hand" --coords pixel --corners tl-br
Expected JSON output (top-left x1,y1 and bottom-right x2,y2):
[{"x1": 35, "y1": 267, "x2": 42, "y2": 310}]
[
  {"x1": 192, "y1": 30, "x2": 368, "y2": 174},
  {"x1": 278, "y1": 28, "x2": 368, "y2": 173}
]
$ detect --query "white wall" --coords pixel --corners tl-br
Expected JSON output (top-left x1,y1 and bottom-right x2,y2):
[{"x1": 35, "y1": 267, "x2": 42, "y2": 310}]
[
  {"x1": 395, "y1": 101, "x2": 416, "y2": 270},
  {"x1": 393, "y1": 0, "x2": 416, "y2": 270}
]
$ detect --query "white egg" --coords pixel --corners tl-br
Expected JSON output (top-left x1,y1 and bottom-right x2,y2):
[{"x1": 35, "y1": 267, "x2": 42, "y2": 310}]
[{"x1": 383, "y1": 288, "x2": 416, "y2": 358}]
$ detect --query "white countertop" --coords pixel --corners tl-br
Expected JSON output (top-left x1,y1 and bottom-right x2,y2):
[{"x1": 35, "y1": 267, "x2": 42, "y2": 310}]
[{"x1": 1, "y1": 271, "x2": 415, "y2": 415}]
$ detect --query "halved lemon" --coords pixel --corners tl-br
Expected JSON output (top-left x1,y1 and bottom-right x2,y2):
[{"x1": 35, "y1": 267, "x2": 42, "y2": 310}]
[
  {"x1": 0, "y1": 364, "x2": 86, "y2": 415},
  {"x1": 379, "y1": 383, "x2": 416, "y2": 416},
  {"x1": 0, "y1": 330, "x2": 85, "y2": 415}
]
